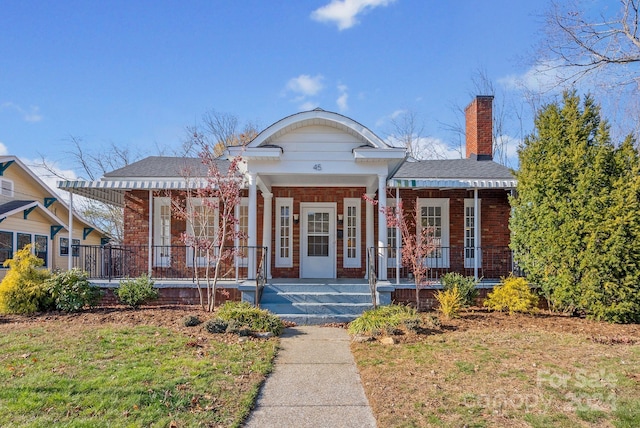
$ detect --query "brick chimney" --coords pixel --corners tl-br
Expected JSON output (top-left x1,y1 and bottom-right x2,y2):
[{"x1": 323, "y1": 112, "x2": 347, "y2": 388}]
[{"x1": 465, "y1": 95, "x2": 493, "y2": 160}]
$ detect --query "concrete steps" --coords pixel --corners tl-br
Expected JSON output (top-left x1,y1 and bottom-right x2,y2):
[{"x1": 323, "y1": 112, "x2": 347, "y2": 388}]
[{"x1": 259, "y1": 283, "x2": 374, "y2": 325}]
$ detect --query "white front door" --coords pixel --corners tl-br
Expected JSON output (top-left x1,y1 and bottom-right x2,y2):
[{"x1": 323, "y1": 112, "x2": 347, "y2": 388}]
[{"x1": 301, "y1": 203, "x2": 336, "y2": 278}]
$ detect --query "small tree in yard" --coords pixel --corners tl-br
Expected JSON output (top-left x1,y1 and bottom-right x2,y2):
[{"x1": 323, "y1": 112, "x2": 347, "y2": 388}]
[
  {"x1": 364, "y1": 194, "x2": 437, "y2": 311},
  {"x1": 172, "y1": 142, "x2": 246, "y2": 312}
]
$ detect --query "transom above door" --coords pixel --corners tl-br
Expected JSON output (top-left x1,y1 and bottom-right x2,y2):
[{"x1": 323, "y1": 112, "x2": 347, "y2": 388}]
[{"x1": 300, "y1": 203, "x2": 336, "y2": 278}]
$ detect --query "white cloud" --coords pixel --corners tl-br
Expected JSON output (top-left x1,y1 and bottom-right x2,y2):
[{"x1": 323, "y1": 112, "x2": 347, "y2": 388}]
[
  {"x1": 311, "y1": 0, "x2": 396, "y2": 30},
  {"x1": 336, "y1": 84, "x2": 349, "y2": 111},
  {"x1": 24, "y1": 158, "x2": 79, "y2": 199},
  {"x1": 286, "y1": 74, "x2": 324, "y2": 97},
  {"x1": 1, "y1": 102, "x2": 43, "y2": 123},
  {"x1": 0, "y1": 141, "x2": 8, "y2": 156}
]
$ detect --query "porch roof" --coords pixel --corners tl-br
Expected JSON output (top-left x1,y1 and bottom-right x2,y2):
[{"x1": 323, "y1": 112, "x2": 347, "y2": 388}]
[
  {"x1": 57, "y1": 179, "x2": 212, "y2": 207},
  {"x1": 390, "y1": 158, "x2": 517, "y2": 189}
]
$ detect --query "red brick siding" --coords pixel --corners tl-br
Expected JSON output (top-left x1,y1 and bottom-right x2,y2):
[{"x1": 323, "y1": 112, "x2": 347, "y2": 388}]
[
  {"x1": 99, "y1": 287, "x2": 240, "y2": 306},
  {"x1": 465, "y1": 96, "x2": 493, "y2": 159}
]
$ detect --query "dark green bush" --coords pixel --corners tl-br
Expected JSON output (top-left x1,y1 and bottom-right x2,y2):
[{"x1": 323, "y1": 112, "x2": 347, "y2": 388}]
[
  {"x1": 348, "y1": 305, "x2": 420, "y2": 336},
  {"x1": 47, "y1": 268, "x2": 103, "y2": 312},
  {"x1": 440, "y1": 273, "x2": 479, "y2": 307},
  {"x1": 204, "y1": 318, "x2": 228, "y2": 334},
  {"x1": 182, "y1": 315, "x2": 202, "y2": 327},
  {"x1": 114, "y1": 275, "x2": 158, "y2": 309},
  {"x1": 216, "y1": 301, "x2": 284, "y2": 336}
]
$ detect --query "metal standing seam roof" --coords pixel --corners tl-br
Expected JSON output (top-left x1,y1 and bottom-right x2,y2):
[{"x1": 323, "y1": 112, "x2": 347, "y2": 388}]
[{"x1": 389, "y1": 159, "x2": 517, "y2": 189}]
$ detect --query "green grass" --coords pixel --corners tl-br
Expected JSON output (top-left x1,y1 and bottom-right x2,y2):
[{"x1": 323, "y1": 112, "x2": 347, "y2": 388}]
[{"x1": 0, "y1": 323, "x2": 278, "y2": 427}]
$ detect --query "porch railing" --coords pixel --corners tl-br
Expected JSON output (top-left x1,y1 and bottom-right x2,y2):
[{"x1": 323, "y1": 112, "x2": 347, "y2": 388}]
[
  {"x1": 373, "y1": 246, "x2": 520, "y2": 284},
  {"x1": 71, "y1": 244, "x2": 267, "y2": 282},
  {"x1": 255, "y1": 247, "x2": 267, "y2": 307},
  {"x1": 367, "y1": 246, "x2": 377, "y2": 309}
]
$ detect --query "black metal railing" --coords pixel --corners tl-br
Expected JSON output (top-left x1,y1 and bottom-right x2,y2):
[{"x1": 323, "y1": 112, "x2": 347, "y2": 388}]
[
  {"x1": 372, "y1": 246, "x2": 519, "y2": 284},
  {"x1": 71, "y1": 244, "x2": 267, "y2": 282}
]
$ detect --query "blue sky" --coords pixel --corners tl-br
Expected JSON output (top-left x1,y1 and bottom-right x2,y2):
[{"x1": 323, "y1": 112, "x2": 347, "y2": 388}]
[{"x1": 0, "y1": 0, "x2": 614, "y2": 182}]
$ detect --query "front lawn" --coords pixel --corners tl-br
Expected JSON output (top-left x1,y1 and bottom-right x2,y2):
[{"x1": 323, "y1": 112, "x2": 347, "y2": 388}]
[
  {"x1": 0, "y1": 308, "x2": 278, "y2": 427},
  {"x1": 352, "y1": 310, "x2": 640, "y2": 428}
]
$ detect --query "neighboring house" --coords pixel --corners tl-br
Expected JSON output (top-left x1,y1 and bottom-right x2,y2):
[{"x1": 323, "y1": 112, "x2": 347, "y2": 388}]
[
  {"x1": 58, "y1": 96, "x2": 516, "y2": 307},
  {"x1": 0, "y1": 156, "x2": 108, "y2": 279}
]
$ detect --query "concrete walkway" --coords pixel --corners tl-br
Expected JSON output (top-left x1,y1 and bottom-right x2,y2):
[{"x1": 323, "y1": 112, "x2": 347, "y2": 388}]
[{"x1": 244, "y1": 326, "x2": 376, "y2": 428}]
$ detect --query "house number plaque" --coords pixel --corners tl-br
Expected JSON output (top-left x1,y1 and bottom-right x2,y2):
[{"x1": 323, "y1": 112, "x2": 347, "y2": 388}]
[{"x1": 313, "y1": 163, "x2": 322, "y2": 171}]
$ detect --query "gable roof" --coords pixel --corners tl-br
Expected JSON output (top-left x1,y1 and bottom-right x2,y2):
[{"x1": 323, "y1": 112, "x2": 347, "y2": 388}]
[{"x1": 0, "y1": 156, "x2": 108, "y2": 236}]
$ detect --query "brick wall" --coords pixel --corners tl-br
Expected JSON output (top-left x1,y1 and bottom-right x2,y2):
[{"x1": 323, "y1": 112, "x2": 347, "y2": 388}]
[
  {"x1": 465, "y1": 95, "x2": 493, "y2": 160},
  {"x1": 99, "y1": 287, "x2": 241, "y2": 306}
]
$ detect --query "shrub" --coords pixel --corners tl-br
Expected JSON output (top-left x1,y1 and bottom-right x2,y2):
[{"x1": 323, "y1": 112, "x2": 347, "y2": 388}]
[
  {"x1": 114, "y1": 274, "x2": 158, "y2": 308},
  {"x1": 348, "y1": 305, "x2": 419, "y2": 336},
  {"x1": 440, "y1": 273, "x2": 479, "y2": 307},
  {"x1": 47, "y1": 268, "x2": 103, "y2": 312},
  {"x1": 204, "y1": 318, "x2": 228, "y2": 334},
  {"x1": 435, "y1": 287, "x2": 463, "y2": 319},
  {"x1": 182, "y1": 315, "x2": 202, "y2": 327},
  {"x1": 484, "y1": 275, "x2": 539, "y2": 315},
  {"x1": 0, "y1": 245, "x2": 52, "y2": 314},
  {"x1": 216, "y1": 301, "x2": 284, "y2": 336}
]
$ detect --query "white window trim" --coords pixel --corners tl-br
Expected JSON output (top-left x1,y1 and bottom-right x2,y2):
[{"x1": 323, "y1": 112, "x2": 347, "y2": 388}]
[
  {"x1": 343, "y1": 198, "x2": 361, "y2": 268},
  {"x1": 153, "y1": 197, "x2": 172, "y2": 267},
  {"x1": 417, "y1": 198, "x2": 450, "y2": 268},
  {"x1": 275, "y1": 197, "x2": 293, "y2": 268},
  {"x1": 464, "y1": 198, "x2": 481, "y2": 269}
]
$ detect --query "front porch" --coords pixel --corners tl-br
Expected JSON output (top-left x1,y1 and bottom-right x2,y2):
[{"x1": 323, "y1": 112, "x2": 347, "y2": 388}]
[{"x1": 72, "y1": 244, "x2": 517, "y2": 284}]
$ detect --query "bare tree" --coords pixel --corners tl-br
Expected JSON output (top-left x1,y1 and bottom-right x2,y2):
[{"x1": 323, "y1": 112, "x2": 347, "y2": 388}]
[
  {"x1": 386, "y1": 110, "x2": 444, "y2": 160},
  {"x1": 172, "y1": 138, "x2": 246, "y2": 312},
  {"x1": 535, "y1": 0, "x2": 640, "y2": 139},
  {"x1": 540, "y1": 0, "x2": 640, "y2": 88},
  {"x1": 37, "y1": 137, "x2": 143, "y2": 243},
  {"x1": 181, "y1": 110, "x2": 259, "y2": 158},
  {"x1": 442, "y1": 68, "x2": 524, "y2": 167}
]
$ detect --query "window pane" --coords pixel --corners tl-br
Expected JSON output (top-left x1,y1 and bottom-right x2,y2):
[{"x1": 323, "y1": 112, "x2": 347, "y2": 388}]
[
  {"x1": 17, "y1": 233, "x2": 31, "y2": 251},
  {"x1": 0, "y1": 231, "x2": 12, "y2": 264}
]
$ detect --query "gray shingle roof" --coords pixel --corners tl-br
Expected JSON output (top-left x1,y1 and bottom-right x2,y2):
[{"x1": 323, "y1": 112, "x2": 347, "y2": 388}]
[
  {"x1": 393, "y1": 159, "x2": 515, "y2": 180},
  {"x1": 0, "y1": 200, "x2": 36, "y2": 216},
  {"x1": 104, "y1": 156, "x2": 230, "y2": 178}
]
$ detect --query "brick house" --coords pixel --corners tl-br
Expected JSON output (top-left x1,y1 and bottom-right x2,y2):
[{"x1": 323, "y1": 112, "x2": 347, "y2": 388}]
[{"x1": 58, "y1": 96, "x2": 516, "y2": 313}]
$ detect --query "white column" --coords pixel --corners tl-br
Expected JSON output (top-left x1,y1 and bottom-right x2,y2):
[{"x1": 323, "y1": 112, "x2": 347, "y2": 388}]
[
  {"x1": 68, "y1": 192, "x2": 73, "y2": 271},
  {"x1": 377, "y1": 174, "x2": 388, "y2": 280},
  {"x1": 148, "y1": 190, "x2": 153, "y2": 277},
  {"x1": 248, "y1": 173, "x2": 258, "y2": 280},
  {"x1": 474, "y1": 188, "x2": 479, "y2": 280},
  {"x1": 365, "y1": 193, "x2": 375, "y2": 279},
  {"x1": 262, "y1": 192, "x2": 273, "y2": 279}
]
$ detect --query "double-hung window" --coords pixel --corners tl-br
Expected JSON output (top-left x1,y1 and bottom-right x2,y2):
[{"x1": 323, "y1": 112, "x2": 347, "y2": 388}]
[
  {"x1": 418, "y1": 198, "x2": 450, "y2": 268},
  {"x1": 153, "y1": 197, "x2": 172, "y2": 267},
  {"x1": 386, "y1": 199, "x2": 401, "y2": 268},
  {"x1": 235, "y1": 198, "x2": 249, "y2": 267},
  {"x1": 187, "y1": 198, "x2": 219, "y2": 267}
]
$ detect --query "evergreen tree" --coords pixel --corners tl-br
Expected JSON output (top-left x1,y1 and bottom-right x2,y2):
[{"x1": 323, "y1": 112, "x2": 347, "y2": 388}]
[{"x1": 511, "y1": 91, "x2": 640, "y2": 322}]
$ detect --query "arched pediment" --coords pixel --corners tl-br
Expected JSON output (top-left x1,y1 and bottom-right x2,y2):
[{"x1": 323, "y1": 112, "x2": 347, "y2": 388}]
[{"x1": 247, "y1": 109, "x2": 390, "y2": 149}]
